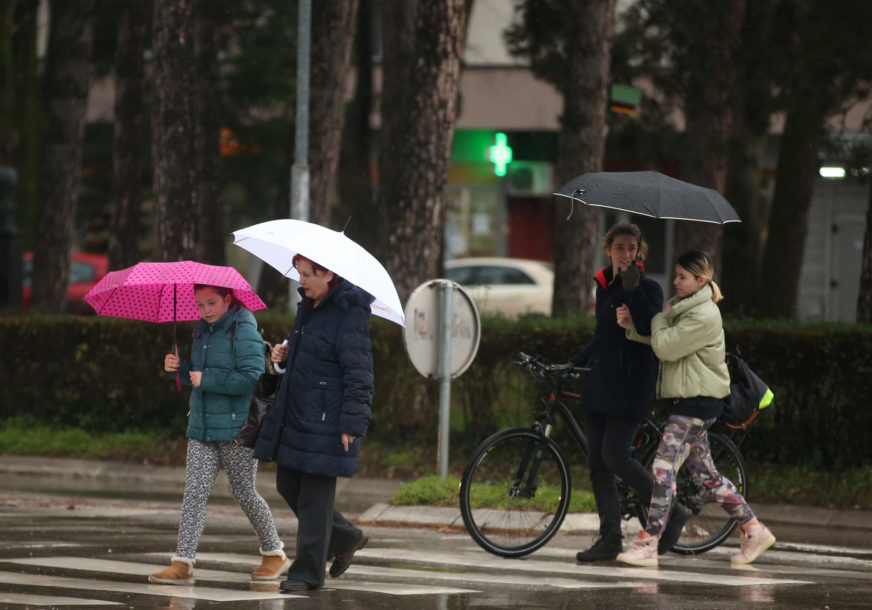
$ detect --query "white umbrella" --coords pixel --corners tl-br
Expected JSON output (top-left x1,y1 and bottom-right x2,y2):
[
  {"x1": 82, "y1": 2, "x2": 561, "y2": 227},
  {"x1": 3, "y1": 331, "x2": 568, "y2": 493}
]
[{"x1": 232, "y1": 219, "x2": 405, "y2": 327}]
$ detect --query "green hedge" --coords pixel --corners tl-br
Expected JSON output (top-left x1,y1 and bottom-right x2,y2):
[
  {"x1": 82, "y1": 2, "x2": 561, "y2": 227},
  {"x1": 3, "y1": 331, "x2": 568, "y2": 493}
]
[{"x1": 1, "y1": 313, "x2": 871, "y2": 467}]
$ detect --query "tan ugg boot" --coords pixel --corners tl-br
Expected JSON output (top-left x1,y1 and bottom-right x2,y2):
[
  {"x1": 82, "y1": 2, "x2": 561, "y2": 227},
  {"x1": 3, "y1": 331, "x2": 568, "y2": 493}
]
[
  {"x1": 148, "y1": 556, "x2": 195, "y2": 585},
  {"x1": 251, "y1": 546, "x2": 290, "y2": 581}
]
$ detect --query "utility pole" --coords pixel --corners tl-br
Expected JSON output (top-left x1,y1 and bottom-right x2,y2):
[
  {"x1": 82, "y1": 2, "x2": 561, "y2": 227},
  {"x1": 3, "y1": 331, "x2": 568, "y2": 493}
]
[{"x1": 289, "y1": 0, "x2": 311, "y2": 308}]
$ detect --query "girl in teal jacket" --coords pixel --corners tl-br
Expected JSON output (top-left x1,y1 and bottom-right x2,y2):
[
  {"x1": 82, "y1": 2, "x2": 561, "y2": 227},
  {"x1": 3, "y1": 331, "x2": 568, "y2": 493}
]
[
  {"x1": 615, "y1": 251, "x2": 775, "y2": 568},
  {"x1": 148, "y1": 284, "x2": 289, "y2": 585}
]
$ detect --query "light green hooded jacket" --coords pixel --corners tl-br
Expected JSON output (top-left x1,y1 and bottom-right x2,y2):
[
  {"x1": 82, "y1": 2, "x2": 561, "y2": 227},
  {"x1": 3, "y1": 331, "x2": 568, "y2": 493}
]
[{"x1": 627, "y1": 283, "x2": 730, "y2": 400}]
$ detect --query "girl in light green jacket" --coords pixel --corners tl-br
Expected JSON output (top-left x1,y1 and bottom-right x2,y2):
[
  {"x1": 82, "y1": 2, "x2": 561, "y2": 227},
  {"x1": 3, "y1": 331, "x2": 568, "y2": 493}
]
[{"x1": 614, "y1": 250, "x2": 775, "y2": 568}]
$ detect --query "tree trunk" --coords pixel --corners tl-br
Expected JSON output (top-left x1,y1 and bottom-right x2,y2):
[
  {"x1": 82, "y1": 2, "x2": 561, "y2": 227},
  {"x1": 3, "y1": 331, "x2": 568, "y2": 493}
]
[
  {"x1": 151, "y1": 0, "x2": 197, "y2": 262},
  {"x1": 193, "y1": 0, "x2": 223, "y2": 265},
  {"x1": 673, "y1": 0, "x2": 745, "y2": 271},
  {"x1": 308, "y1": 0, "x2": 359, "y2": 229},
  {"x1": 0, "y1": 0, "x2": 17, "y2": 164},
  {"x1": 551, "y1": 0, "x2": 615, "y2": 318},
  {"x1": 337, "y1": 0, "x2": 376, "y2": 252},
  {"x1": 757, "y1": 92, "x2": 827, "y2": 318},
  {"x1": 375, "y1": 0, "x2": 468, "y2": 301},
  {"x1": 6, "y1": 0, "x2": 40, "y2": 246},
  {"x1": 108, "y1": 0, "x2": 150, "y2": 272},
  {"x1": 720, "y1": 0, "x2": 779, "y2": 314},
  {"x1": 30, "y1": 0, "x2": 94, "y2": 313},
  {"x1": 855, "y1": 182, "x2": 872, "y2": 322}
]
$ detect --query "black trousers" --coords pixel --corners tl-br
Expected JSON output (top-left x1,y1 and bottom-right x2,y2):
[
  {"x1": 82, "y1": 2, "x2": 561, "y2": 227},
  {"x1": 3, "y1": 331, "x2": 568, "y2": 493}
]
[
  {"x1": 275, "y1": 466, "x2": 362, "y2": 586},
  {"x1": 586, "y1": 413, "x2": 654, "y2": 540}
]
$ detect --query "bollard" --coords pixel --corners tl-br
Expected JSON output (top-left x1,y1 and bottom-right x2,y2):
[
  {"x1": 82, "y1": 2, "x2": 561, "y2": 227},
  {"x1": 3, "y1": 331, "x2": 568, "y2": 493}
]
[{"x1": 0, "y1": 167, "x2": 22, "y2": 309}]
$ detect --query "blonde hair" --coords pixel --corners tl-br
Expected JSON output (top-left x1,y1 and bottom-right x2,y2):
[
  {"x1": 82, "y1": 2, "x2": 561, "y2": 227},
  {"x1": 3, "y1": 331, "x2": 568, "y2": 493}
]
[
  {"x1": 675, "y1": 250, "x2": 723, "y2": 302},
  {"x1": 602, "y1": 222, "x2": 648, "y2": 262}
]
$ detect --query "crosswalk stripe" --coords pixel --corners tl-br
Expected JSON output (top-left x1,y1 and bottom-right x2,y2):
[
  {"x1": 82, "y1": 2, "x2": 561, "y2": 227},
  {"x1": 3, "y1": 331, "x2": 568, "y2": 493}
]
[
  {"x1": 353, "y1": 548, "x2": 811, "y2": 587},
  {"x1": 4, "y1": 557, "x2": 478, "y2": 597},
  {"x1": 0, "y1": 571, "x2": 296, "y2": 602},
  {"x1": 0, "y1": 592, "x2": 119, "y2": 606},
  {"x1": 192, "y1": 552, "x2": 641, "y2": 590}
]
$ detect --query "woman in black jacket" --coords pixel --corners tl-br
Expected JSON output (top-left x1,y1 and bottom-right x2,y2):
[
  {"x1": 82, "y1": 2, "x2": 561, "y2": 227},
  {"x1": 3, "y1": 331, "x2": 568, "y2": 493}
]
[
  {"x1": 255, "y1": 255, "x2": 374, "y2": 592},
  {"x1": 569, "y1": 222, "x2": 685, "y2": 561}
]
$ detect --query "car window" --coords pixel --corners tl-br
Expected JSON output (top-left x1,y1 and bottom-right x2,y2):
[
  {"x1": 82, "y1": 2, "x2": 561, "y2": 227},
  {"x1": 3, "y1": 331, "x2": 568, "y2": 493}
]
[
  {"x1": 445, "y1": 266, "x2": 477, "y2": 284},
  {"x1": 479, "y1": 266, "x2": 535, "y2": 285},
  {"x1": 69, "y1": 260, "x2": 96, "y2": 283}
]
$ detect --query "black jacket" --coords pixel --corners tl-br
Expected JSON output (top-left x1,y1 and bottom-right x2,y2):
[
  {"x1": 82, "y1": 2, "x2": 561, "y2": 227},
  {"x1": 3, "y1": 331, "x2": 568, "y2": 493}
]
[
  {"x1": 570, "y1": 266, "x2": 663, "y2": 421},
  {"x1": 254, "y1": 279, "x2": 374, "y2": 478}
]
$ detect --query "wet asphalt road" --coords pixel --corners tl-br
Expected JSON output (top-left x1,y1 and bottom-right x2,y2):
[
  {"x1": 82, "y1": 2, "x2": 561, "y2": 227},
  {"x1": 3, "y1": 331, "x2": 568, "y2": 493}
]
[{"x1": 1, "y1": 466, "x2": 872, "y2": 608}]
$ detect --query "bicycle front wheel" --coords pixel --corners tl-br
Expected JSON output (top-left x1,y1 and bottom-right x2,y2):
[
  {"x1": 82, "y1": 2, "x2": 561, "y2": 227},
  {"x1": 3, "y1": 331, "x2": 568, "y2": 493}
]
[
  {"x1": 642, "y1": 430, "x2": 747, "y2": 555},
  {"x1": 459, "y1": 428, "x2": 571, "y2": 558}
]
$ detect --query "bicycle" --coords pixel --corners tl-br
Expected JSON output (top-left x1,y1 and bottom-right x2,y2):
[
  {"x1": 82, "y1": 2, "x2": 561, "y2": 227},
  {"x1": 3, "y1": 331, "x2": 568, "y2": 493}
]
[{"x1": 459, "y1": 352, "x2": 748, "y2": 558}]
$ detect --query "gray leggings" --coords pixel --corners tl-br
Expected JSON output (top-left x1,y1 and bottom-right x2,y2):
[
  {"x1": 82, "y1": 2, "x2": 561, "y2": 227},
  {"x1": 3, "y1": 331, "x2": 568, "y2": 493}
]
[
  {"x1": 645, "y1": 415, "x2": 755, "y2": 537},
  {"x1": 176, "y1": 438, "x2": 282, "y2": 558}
]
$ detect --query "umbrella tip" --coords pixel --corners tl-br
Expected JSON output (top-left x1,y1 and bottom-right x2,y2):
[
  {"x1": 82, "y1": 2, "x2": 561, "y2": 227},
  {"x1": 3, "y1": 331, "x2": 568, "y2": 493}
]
[{"x1": 341, "y1": 216, "x2": 352, "y2": 234}]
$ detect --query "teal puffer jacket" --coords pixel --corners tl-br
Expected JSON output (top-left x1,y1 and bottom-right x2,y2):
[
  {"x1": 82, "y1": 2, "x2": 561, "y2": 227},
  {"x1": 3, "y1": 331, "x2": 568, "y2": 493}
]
[{"x1": 175, "y1": 305, "x2": 264, "y2": 442}]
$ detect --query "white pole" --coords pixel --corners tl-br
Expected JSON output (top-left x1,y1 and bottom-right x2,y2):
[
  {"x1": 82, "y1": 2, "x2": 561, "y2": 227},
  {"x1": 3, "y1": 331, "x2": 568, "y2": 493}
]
[
  {"x1": 437, "y1": 281, "x2": 454, "y2": 479},
  {"x1": 289, "y1": 0, "x2": 311, "y2": 309}
]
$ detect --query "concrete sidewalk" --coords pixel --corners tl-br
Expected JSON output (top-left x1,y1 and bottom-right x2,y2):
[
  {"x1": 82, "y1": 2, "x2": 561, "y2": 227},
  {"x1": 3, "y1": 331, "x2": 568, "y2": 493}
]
[{"x1": 1, "y1": 454, "x2": 870, "y2": 535}]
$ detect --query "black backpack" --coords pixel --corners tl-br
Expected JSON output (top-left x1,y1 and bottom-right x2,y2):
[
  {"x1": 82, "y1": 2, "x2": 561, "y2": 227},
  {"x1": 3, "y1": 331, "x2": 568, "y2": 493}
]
[{"x1": 721, "y1": 353, "x2": 774, "y2": 429}]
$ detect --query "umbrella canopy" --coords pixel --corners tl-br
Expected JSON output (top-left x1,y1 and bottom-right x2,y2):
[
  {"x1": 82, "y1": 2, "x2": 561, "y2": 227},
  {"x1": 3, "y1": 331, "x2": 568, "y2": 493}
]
[
  {"x1": 84, "y1": 260, "x2": 267, "y2": 322},
  {"x1": 554, "y1": 170, "x2": 741, "y2": 224},
  {"x1": 232, "y1": 219, "x2": 405, "y2": 327}
]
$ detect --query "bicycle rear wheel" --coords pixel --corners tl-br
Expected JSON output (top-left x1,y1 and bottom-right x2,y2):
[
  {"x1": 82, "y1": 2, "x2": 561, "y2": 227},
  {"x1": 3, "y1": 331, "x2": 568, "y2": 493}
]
[
  {"x1": 459, "y1": 428, "x2": 571, "y2": 558},
  {"x1": 641, "y1": 430, "x2": 747, "y2": 555}
]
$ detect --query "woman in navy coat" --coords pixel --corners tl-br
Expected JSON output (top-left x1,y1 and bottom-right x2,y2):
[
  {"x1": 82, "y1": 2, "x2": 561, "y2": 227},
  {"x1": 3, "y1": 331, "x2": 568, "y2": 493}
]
[
  {"x1": 255, "y1": 254, "x2": 374, "y2": 592},
  {"x1": 567, "y1": 222, "x2": 683, "y2": 562}
]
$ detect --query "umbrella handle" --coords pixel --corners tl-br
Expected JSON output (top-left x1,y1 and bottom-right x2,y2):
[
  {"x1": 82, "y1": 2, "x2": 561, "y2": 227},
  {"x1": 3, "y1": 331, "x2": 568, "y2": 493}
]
[{"x1": 174, "y1": 344, "x2": 182, "y2": 392}]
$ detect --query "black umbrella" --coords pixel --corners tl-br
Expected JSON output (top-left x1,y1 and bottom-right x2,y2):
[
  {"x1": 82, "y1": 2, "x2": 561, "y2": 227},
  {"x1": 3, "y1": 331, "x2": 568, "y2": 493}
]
[{"x1": 554, "y1": 170, "x2": 741, "y2": 224}]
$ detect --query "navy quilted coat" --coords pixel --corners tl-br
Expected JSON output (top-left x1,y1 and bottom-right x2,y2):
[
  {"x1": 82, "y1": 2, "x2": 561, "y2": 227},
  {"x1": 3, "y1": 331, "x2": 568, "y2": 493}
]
[
  {"x1": 254, "y1": 280, "x2": 374, "y2": 478},
  {"x1": 569, "y1": 266, "x2": 663, "y2": 422},
  {"x1": 176, "y1": 305, "x2": 264, "y2": 442}
]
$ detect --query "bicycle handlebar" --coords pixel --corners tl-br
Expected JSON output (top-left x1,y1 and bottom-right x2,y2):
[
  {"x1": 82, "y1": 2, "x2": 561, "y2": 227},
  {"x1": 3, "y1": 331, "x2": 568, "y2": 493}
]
[{"x1": 515, "y1": 352, "x2": 590, "y2": 383}]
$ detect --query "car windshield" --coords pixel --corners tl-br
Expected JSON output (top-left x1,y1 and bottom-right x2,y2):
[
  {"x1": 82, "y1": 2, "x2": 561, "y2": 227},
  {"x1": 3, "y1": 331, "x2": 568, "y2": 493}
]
[
  {"x1": 446, "y1": 265, "x2": 536, "y2": 286},
  {"x1": 69, "y1": 260, "x2": 96, "y2": 283}
]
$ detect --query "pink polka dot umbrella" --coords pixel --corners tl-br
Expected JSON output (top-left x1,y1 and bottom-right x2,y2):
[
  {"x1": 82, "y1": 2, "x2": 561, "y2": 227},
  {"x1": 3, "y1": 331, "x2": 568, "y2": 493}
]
[{"x1": 84, "y1": 261, "x2": 267, "y2": 390}]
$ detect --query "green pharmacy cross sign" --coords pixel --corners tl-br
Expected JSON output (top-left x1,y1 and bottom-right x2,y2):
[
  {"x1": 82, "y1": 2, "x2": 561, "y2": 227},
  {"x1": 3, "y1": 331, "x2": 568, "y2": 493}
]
[{"x1": 488, "y1": 132, "x2": 513, "y2": 177}]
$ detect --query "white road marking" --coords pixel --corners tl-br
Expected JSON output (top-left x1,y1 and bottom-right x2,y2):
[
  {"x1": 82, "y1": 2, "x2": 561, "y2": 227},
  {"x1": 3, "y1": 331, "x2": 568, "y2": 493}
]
[
  {"x1": 193, "y1": 552, "x2": 641, "y2": 590},
  {"x1": 5, "y1": 557, "x2": 479, "y2": 597},
  {"x1": 354, "y1": 548, "x2": 811, "y2": 587},
  {"x1": 0, "y1": 572, "x2": 296, "y2": 602},
  {"x1": 0, "y1": 592, "x2": 119, "y2": 606}
]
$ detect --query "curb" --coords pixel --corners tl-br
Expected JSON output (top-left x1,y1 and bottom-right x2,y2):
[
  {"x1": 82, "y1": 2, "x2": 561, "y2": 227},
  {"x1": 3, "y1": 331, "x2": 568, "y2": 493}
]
[{"x1": 2, "y1": 455, "x2": 870, "y2": 533}]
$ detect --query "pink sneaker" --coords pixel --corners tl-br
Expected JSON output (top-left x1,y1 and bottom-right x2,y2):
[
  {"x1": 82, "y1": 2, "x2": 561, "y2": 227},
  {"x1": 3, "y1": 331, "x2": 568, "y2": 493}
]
[
  {"x1": 731, "y1": 523, "x2": 776, "y2": 565},
  {"x1": 616, "y1": 531, "x2": 658, "y2": 567}
]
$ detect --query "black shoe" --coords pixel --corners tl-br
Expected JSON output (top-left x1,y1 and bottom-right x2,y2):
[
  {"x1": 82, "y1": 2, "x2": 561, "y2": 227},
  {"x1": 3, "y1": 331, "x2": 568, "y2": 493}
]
[
  {"x1": 658, "y1": 505, "x2": 690, "y2": 555},
  {"x1": 329, "y1": 534, "x2": 368, "y2": 578},
  {"x1": 279, "y1": 579, "x2": 320, "y2": 592},
  {"x1": 575, "y1": 535, "x2": 623, "y2": 562}
]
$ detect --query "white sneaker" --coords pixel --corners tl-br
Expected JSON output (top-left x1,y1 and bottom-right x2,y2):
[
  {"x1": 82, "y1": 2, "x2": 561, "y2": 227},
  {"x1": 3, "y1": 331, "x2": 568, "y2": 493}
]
[
  {"x1": 616, "y1": 531, "x2": 658, "y2": 567},
  {"x1": 731, "y1": 523, "x2": 776, "y2": 565}
]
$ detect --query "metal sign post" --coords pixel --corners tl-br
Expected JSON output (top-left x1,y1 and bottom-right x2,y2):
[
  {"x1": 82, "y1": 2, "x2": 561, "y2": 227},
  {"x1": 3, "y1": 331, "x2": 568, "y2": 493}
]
[{"x1": 403, "y1": 279, "x2": 481, "y2": 479}]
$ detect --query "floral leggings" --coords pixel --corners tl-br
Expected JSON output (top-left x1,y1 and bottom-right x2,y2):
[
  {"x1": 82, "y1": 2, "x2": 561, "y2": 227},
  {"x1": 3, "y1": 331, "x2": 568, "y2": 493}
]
[
  {"x1": 176, "y1": 439, "x2": 282, "y2": 558},
  {"x1": 645, "y1": 415, "x2": 755, "y2": 537}
]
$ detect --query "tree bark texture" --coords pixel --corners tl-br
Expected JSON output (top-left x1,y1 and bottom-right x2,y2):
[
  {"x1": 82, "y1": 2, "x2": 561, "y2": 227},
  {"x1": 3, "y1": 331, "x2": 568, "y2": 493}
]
[
  {"x1": 30, "y1": 0, "x2": 94, "y2": 313},
  {"x1": 673, "y1": 0, "x2": 745, "y2": 272},
  {"x1": 151, "y1": 0, "x2": 196, "y2": 262},
  {"x1": 0, "y1": 0, "x2": 17, "y2": 163},
  {"x1": 857, "y1": 184, "x2": 872, "y2": 323},
  {"x1": 720, "y1": 0, "x2": 779, "y2": 314},
  {"x1": 757, "y1": 91, "x2": 827, "y2": 318},
  {"x1": 375, "y1": 0, "x2": 468, "y2": 301},
  {"x1": 337, "y1": 0, "x2": 376, "y2": 252},
  {"x1": 550, "y1": 0, "x2": 616, "y2": 318},
  {"x1": 308, "y1": 0, "x2": 358, "y2": 229},
  {"x1": 193, "y1": 0, "x2": 223, "y2": 265},
  {"x1": 108, "y1": 0, "x2": 150, "y2": 272}
]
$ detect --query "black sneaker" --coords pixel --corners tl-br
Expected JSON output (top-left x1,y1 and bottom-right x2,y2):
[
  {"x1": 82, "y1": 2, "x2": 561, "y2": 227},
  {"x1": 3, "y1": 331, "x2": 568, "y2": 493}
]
[
  {"x1": 575, "y1": 535, "x2": 623, "y2": 562},
  {"x1": 658, "y1": 505, "x2": 689, "y2": 555}
]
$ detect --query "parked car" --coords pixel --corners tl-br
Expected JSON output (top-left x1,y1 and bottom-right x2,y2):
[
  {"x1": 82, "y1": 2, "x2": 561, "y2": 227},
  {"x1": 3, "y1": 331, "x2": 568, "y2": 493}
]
[
  {"x1": 22, "y1": 251, "x2": 109, "y2": 313},
  {"x1": 444, "y1": 257, "x2": 554, "y2": 317}
]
